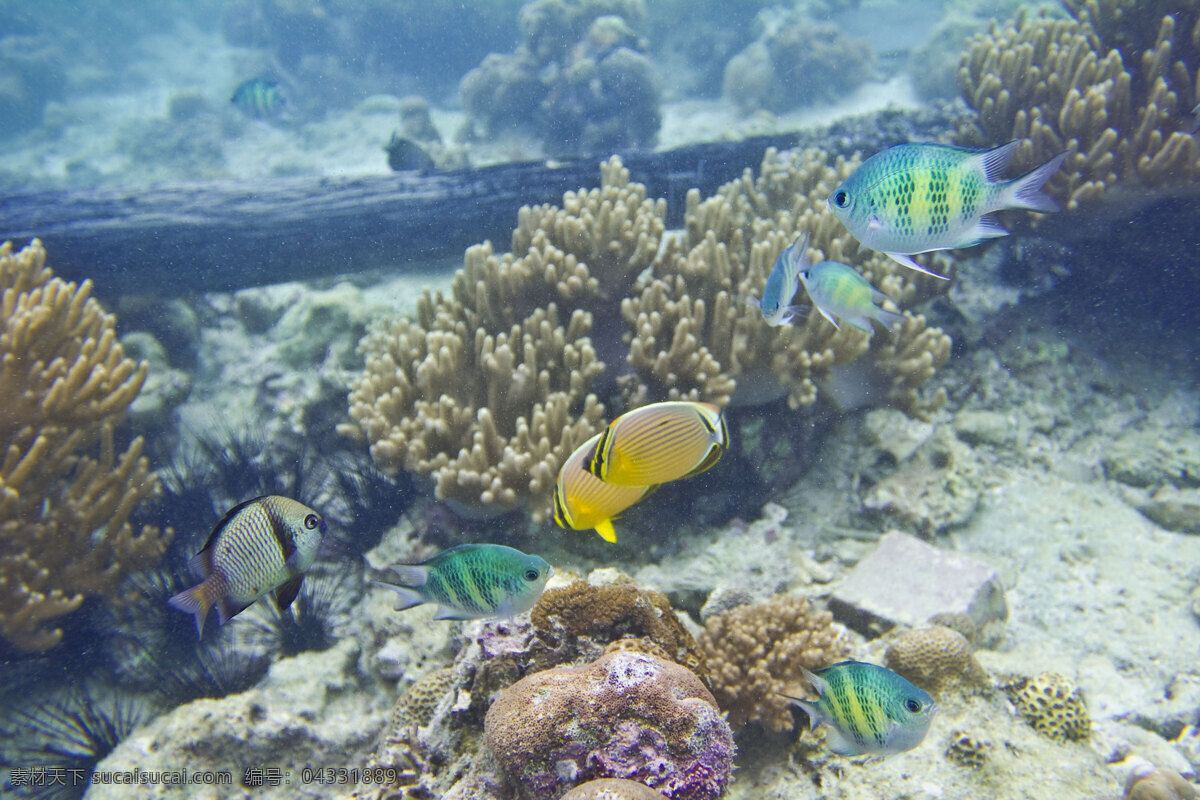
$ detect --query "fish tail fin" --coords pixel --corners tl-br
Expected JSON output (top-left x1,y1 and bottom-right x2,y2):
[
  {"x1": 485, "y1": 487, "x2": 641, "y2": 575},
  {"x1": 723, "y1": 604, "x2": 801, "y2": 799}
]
[
  {"x1": 593, "y1": 519, "x2": 618, "y2": 543},
  {"x1": 873, "y1": 308, "x2": 906, "y2": 334},
  {"x1": 1002, "y1": 151, "x2": 1068, "y2": 213},
  {"x1": 168, "y1": 582, "x2": 214, "y2": 637}
]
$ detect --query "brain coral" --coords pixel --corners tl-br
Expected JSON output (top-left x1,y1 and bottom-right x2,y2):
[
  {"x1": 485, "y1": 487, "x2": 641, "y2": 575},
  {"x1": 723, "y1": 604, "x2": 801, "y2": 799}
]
[
  {"x1": 1010, "y1": 671, "x2": 1091, "y2": 742},
  {"x1": 560, "y1": 779, "x2": 665, "y2": 800},
  {"x1": 884, "y1": 624, "x2": 987, "y2": 694},
  {"x1": 484, "y1": 650, "x2": 734, "y2": 800}
]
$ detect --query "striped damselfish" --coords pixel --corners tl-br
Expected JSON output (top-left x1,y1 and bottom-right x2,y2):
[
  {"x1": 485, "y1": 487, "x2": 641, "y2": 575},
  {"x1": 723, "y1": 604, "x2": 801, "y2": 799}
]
[
  {"x1": 782, "y1": 660, "x2": 937, "y2": 758},
  {"x1": 374, "y1": 544, "x2": 551, "y2": 620},
  {"x1": 751, "y1": 233, "x2": 810, "y2": 327},
  {"x1": 169, "y1": 495, "x2": 327, "y2": 636},
  {"x1": 828, "y1": 141, "x2": 1068, "y2": 278},
  {"x1": 553, "y1": 432, "x2": 655, "y2": 543},
  {"x1": 798, "y1": 259, "x2": 905, "y2": 334},
  {"x1": 586, "y1": 401, "x2": 728, "y2": 487}
]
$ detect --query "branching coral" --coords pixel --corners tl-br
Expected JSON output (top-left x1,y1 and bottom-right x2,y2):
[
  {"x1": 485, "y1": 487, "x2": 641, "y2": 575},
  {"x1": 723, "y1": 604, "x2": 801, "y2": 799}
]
[
  {"x1": 343, "y1": 157, "x2": 661, "y2": 519},
  {"x1": 346, "y1": 150, "x2": 954, "y2": 520},
  {"x1": 0, "y1": 239, "x2": 170, "y2": 652},
  {"x1": 696, "y1": 591, "x2": 852, "y2": 732},
  {"x1": 958, "y1": 2, "x2": 1200, "y2": 209}
]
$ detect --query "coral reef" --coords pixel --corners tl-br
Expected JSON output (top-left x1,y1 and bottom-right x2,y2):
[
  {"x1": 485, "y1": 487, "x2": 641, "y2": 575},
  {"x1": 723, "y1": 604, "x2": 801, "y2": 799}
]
[
  {"x1": 884, "y1": 624, "x2": 987, "y2": 694},
  {"x1": 388, "y1": 666, "x2": 458, "y2": 730},
  {"x1": 722, "y1": 7, "x2": 874, "y2": 113},
  {"x1": 345, "y1": 149, "x2": 953, "y2": 520},
  {"x1": 561, "y1": 779, "x2": 665, "y2": 799},
  {"x1": 1008, "y1": 671, "x2": 1091, "y2": 743},
  {"x1": 459, "y1": 0, "x2": 660, "y2": 157},
  {"x1": 531, "y1": 578, "x2": 709, "y2": 684},
  {"x1": 696, "y1": 591, "x2": 852, "y2": 732},
  {"x1": 484, "y1": 650, "x2": 734, "y2": 800},
  {"x1": 0, "y1": 239, "x2": 169, "y2": 652},
  {"x1": 957, "y1": 2, "x2": 1200, "y2": 210},
  {"x1": 623, "y1": 146, "x2": 951, "y2": 414}
]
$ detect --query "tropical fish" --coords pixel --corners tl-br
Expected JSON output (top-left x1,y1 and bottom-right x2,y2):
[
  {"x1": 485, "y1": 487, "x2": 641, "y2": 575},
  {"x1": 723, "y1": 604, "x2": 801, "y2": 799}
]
[
  {"x1": 384, "y1": 132, "x2": 436, "y2": 173},
  {"x1": 169, "y1": 495, "x2": 327, "y2": 636},
  {"x1": 782, "y1": 660, "x2": 937, "y2": 758},
  {"x1": 750, "y1": 233, "x2": 810, "y2": 326},
  {"x1": 231, "y1": 77, "x2": 287, "y2": 119},
  {"x1": 553, "y1": 432, "x2": 654, "y2": 543},
  {"x1": 798, "y1": 259, "x2": 905, "y2": 334},
  {"x1": 827, "y1": 141, "x2": 1068, "y2": 278},
  {"x1": 374, "y1": 544, "x2": 551, "y2": 620},
  {"x1": 586, "y1": 401, "x2": 729, "y2": 487}
]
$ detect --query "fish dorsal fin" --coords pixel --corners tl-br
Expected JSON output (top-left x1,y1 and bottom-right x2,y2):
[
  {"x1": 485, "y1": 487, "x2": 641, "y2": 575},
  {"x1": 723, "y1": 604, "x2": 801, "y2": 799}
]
[
  {"x1": 975, "y1": 140, "x2": 1021, "y2": 181},
  {"x1": 274, "y1": 575, "x2": 303, "y2": 612}
]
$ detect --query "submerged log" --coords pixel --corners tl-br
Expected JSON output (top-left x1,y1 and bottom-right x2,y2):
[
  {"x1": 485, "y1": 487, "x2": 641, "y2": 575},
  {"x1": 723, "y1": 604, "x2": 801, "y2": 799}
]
[{"x1": 0, "y1": 106, "x2": 966, "y2": 297}]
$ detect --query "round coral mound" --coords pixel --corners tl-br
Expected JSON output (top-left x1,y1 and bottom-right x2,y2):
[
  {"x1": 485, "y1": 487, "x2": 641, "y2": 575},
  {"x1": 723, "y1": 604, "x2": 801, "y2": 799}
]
[{"x1": 484, "y1": 650, "x2": 733, "y2": 800}]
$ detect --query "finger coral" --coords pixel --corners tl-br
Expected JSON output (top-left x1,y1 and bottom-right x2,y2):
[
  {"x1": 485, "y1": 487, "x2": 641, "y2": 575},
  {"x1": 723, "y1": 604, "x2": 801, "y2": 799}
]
[
  {"x1": 958, "y1": 2, "x2": 1200, "y2": 210},
  {"x1": 0, "y1": 239, "x2": 170, "y2": 652},
  {"x1": 696, "y1": 591, "x2": 852, "y2": 732},
  {"x1": 484, "y1": 650, "x2": 734, "y2": 800}
]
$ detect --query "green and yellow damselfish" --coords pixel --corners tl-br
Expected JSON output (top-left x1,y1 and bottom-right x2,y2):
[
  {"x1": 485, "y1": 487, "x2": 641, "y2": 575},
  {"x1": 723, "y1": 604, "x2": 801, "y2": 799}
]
[
  {"x1": 828, "y1": 141, "x2": 1067, "y2": 278},
  {"x1": 783, "y1": 660, "x2": 937, "y2": 758}
]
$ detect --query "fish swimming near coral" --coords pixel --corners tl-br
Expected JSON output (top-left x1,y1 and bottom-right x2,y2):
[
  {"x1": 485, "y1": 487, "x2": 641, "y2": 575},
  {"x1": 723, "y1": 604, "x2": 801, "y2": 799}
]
[
  {"x1": 782, "y1": 660, "x2": 937, "y2": 758},
  {"x1": 169, "y1": 495, "x2": 327, "y2": 636},
  {"x1": 750, "y1": 233, "x2": 810, "y2": 326},
  {"x1": 374, "y1": 544, "x2": 551, "y2": 620},
  {"x1": 231, "y1": 77, "x2": 288, "y2": 119},
  {"x1": 553, "y1": 432, "x2": 654, "y2": 543},
  {"x1": 586, "y1": 401, "x2": 729, "y2": 487},
  {"x1": 827, "y1": 141, "x2": 1068, "y2": 278},
  {"x1": 798, "y1": 259, "x2": 905, "y2": 334},
  {"x1": 384, "y1": 132, "x2": 436, "y2": 173}
]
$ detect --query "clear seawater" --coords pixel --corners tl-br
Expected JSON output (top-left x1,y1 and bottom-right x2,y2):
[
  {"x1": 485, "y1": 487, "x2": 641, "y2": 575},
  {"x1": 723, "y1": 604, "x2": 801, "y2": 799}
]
[{"x1": 0, "y1": 1, "x2": 1197, "y2": 799}]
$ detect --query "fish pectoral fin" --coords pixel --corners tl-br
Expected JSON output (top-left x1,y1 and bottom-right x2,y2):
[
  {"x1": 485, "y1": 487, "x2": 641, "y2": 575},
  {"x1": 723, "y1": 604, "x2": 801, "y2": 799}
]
[
  {"x1": 274, "y1": 575, "x2": 303, "y2": 612},
  {"x1": 885, "y1": 252, "x2": 949, "y2": 279},
  {"x1": 594, "y1": 519, "x2": 619, "y2": 543}
]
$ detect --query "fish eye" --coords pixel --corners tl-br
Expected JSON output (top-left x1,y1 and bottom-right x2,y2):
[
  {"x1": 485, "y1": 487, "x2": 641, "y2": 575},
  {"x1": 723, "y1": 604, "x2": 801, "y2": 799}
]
[
  {"x1": 904, "y1": 698, "x2": 923, "y2": 713},
  {"x1": 303, "y1": 513, "x2": 319, "y2": 530},
  {"x1": 523, "y1": 569, "x2": 541, "y2": 582},
  {"x1": 833, "y1": 190, "x2": 850, "y2": 208}
]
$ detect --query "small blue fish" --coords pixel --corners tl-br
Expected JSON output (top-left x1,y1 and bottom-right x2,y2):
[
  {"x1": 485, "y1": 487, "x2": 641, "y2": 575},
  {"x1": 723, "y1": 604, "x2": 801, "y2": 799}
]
[
  {"x1": 750, "y1": 233, "x2": 810, "y2": 326},
  {"x1": 169, "y1": 495, "x2": 326, "y2": 635},
  {"x1": 783, "y1": 660, "x2": 937, "y2": 758},
  {"x1": 375, "y1": 544, "x2": 552, "y2": 620},
  {"x1": 828, "y1": 141, "x2": 1068, "y2": 277},
  {"x1": 798, "y1": 260, "x2": 905, "y2": 333},
  {"x1": 231, "y1": 77, "x2": 287, "y2": 119}
]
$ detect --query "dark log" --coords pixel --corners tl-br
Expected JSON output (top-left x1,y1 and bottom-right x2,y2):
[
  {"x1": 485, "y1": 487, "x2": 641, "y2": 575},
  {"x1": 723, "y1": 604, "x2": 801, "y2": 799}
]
[{"x1": 0, "y1": 105, "x2": 967, "y2": 298}]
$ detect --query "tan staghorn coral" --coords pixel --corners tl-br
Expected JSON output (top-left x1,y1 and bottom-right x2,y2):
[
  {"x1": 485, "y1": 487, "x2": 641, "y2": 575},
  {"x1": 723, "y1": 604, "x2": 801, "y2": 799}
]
[
  {"x1": 958, "y1": 3, "x2": 1200, "y2": 210},
  {"x1": 343, "y1": 156, "x2": 663, "y2": 518},
  {"x1": 0, "y1": 239, "x2": 170, "y2": 652},
  {"x1": 697, "y1": 591, "x2": 852, "y2": 732},
  {"x1": 623, "y1": 147, "x2": 951, "y2": 416}
]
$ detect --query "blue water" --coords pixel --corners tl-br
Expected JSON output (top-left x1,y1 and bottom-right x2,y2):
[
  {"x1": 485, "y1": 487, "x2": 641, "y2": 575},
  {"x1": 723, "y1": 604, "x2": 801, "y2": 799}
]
[{"x1": 1, "y1": 1, "x2": 1198, "y2": 798}]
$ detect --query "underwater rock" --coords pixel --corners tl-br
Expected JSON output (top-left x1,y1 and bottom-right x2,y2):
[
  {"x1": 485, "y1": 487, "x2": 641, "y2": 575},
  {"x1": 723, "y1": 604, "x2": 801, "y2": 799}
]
[
  {"x1": 87, "y1": 639, "x2": 384, "y2": 800},
  {"x1": 861, "y1": 425, "x2": 983, "y2": 536},
  {"x1": 121, "y1": 330, "x2": 192, "y2": 431},
  {"x1": 829, "y1": 531, "x2": 1007, "y2": 637},
  {"x1": 1123, "y1": 764, "x2": 1199, "y2": 800},
  {"x1": 484, "y1": 650, "x2": 733, "y2": 800},
  {"x1": 1136, "y1": 487, "x2": 1200, "y2": 535}
]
